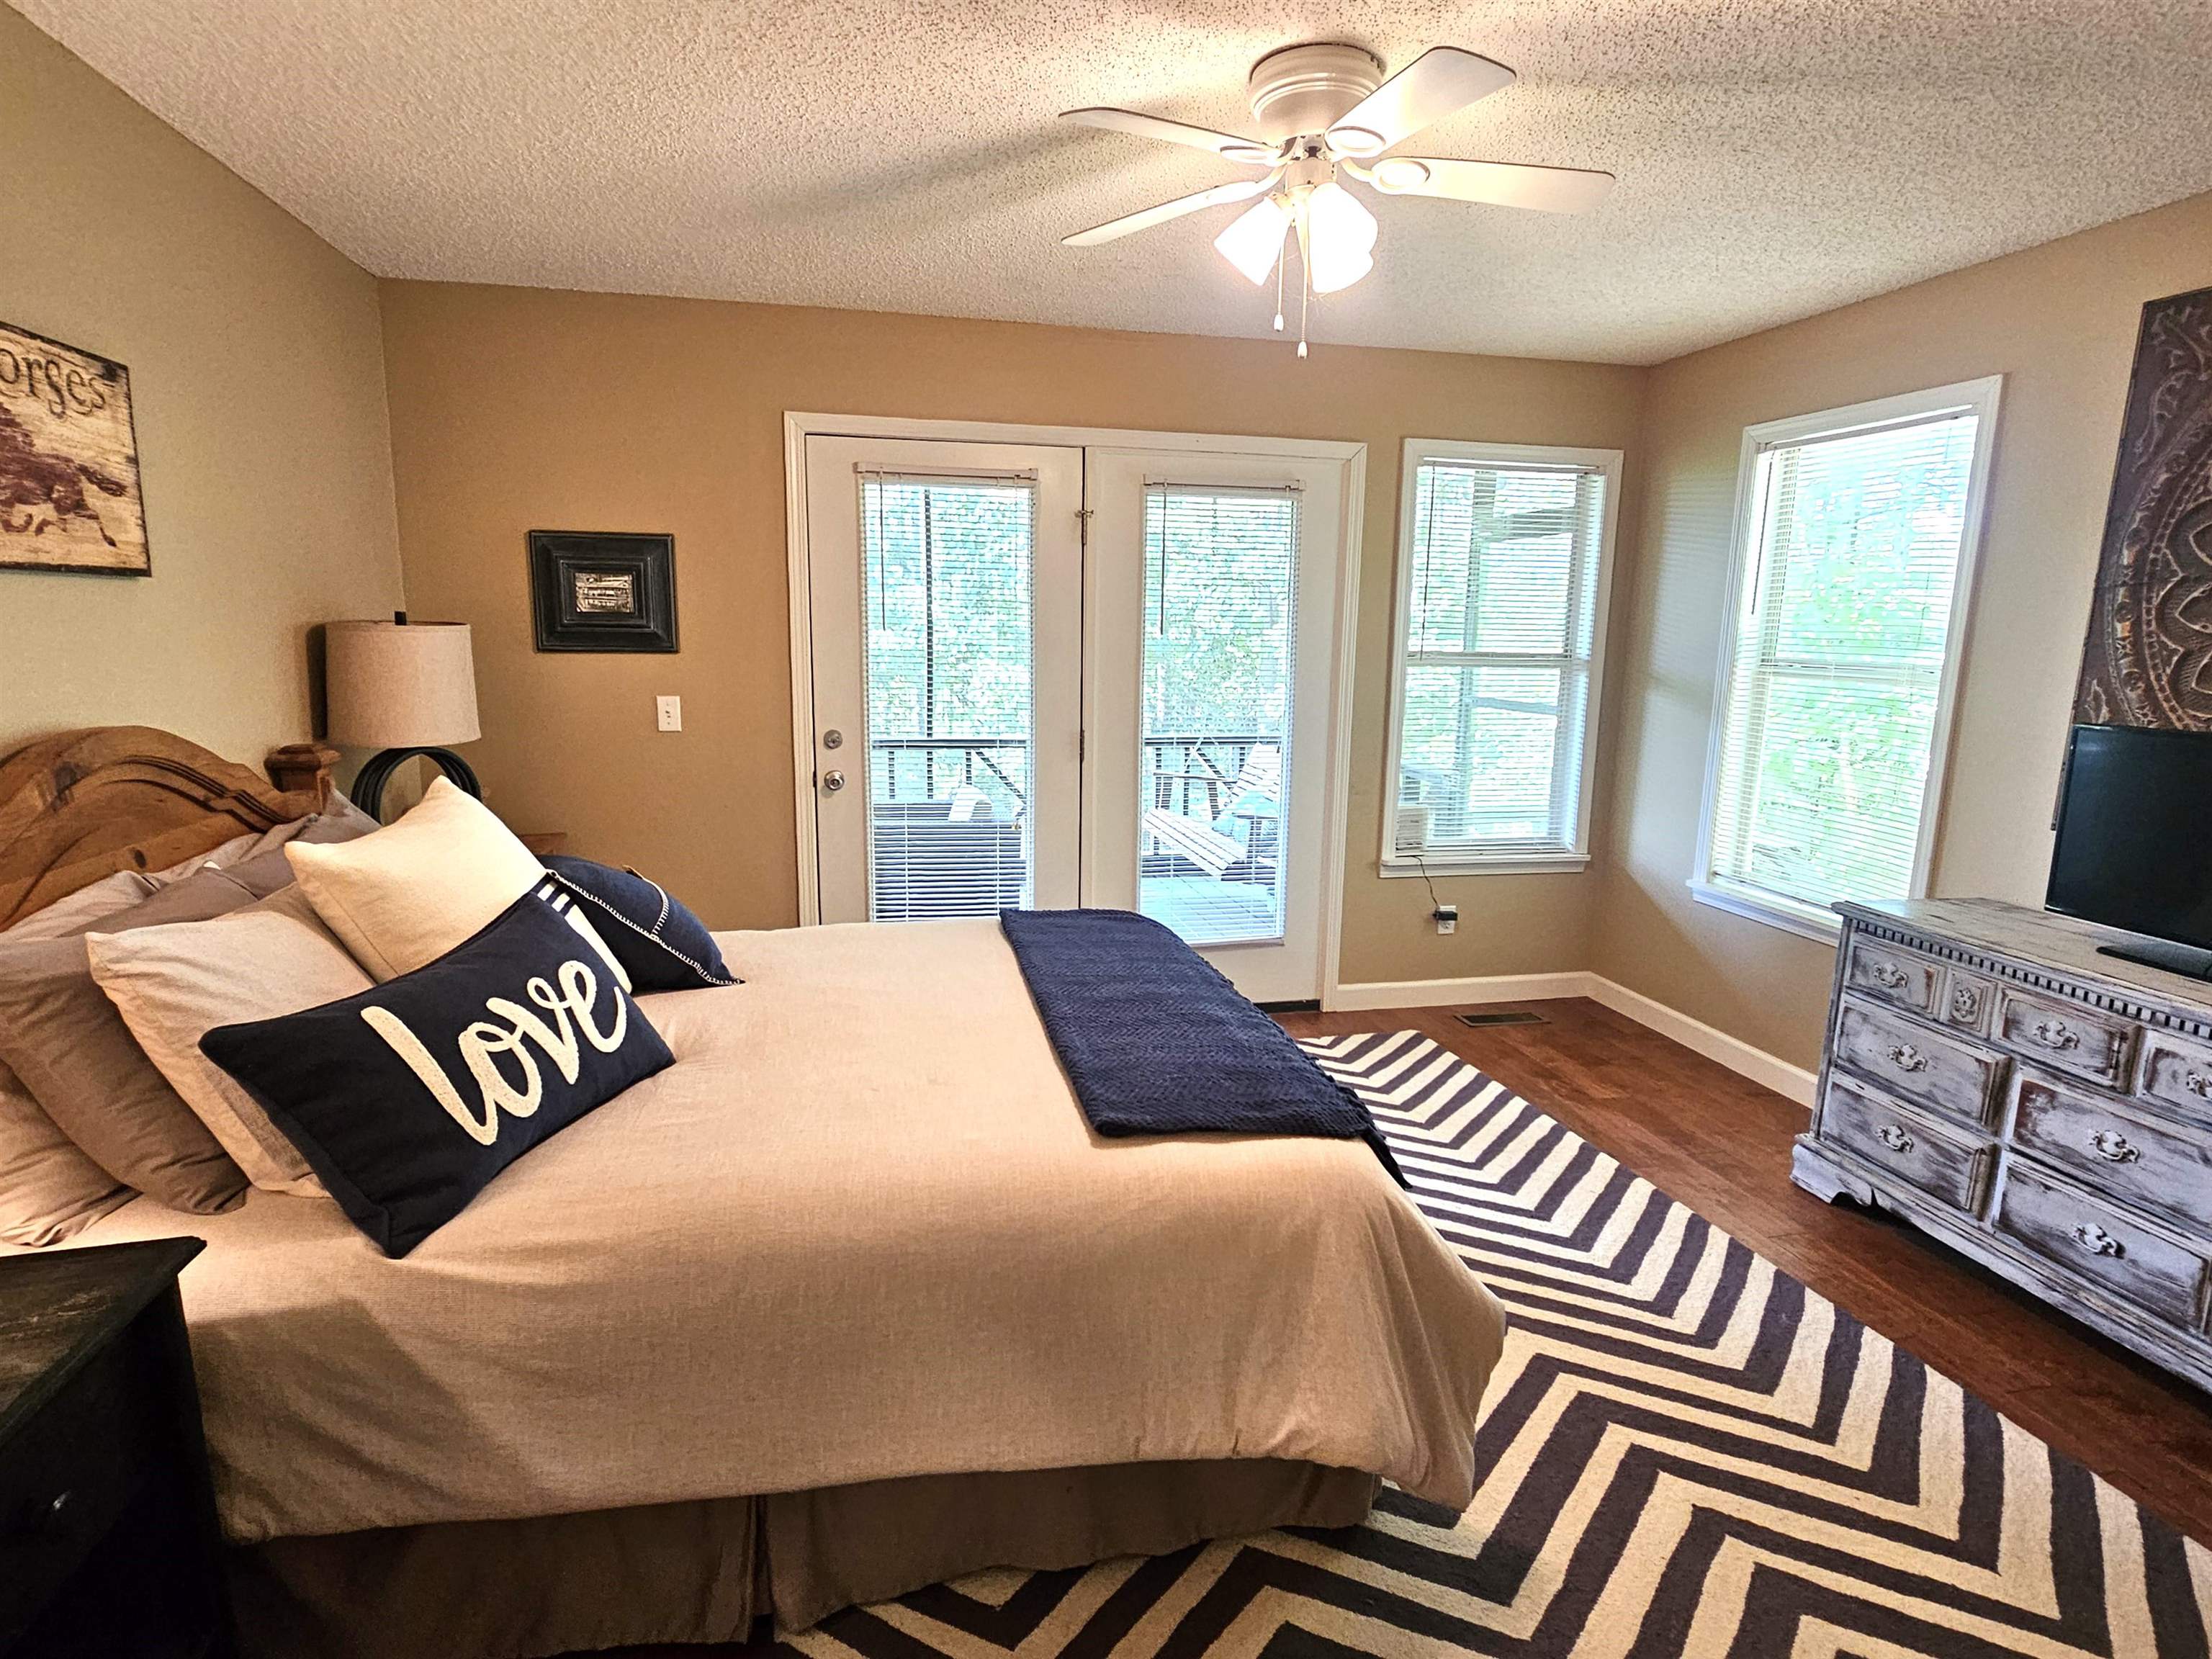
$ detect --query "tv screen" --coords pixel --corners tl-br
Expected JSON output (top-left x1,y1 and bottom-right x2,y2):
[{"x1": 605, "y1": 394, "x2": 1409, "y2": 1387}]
[{"x1": 2047, "y1": 724, "x2": 2212, "y2": 952}]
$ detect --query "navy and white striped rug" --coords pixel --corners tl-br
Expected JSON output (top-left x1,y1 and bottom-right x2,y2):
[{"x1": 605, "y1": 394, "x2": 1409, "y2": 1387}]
[{"x1": 785, "y1": 1031, "x2": 2212, "y2": 1657}]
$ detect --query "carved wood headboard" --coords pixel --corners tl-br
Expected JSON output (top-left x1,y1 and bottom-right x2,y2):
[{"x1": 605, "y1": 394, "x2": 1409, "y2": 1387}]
[{"x1": 0, "y1": 727, "x2": 340, "y2": 928}]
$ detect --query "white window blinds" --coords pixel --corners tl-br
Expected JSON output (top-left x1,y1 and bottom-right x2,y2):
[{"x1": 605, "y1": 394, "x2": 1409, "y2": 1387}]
[
  {"x1": 860, "y1": 474, "x2": 1037, "y2": 922},
  {"x1": 1699, "y1": 392, "x2": 1990, "y2": 931},
  {"x1": 1136, "y1": 485, "x2": 1298, "y2": 947},
  {"x1": 1386, "y1": 451, "x2": 1613, "y2": 868}
]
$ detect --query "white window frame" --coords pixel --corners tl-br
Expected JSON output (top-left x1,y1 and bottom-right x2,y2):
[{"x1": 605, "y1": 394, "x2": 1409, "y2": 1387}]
[
  {"x1": 1379, "y1": 438, "x2": 1624, "y2": 878},
  {"x1": 1689, "y1": 376, "x2": 2003, "y2": 943}
]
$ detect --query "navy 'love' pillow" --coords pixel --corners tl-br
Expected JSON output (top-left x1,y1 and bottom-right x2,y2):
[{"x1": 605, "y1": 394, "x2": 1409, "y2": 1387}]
[
  {"x1": 541, "y1": 855, "x2": 737, "y2": 993},
  {"x1": 199, "y1": 884, "x2": 674, "y2": 1257}
]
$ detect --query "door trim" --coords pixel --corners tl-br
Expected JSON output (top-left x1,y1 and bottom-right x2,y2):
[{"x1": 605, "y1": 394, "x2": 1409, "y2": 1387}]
[{"x1": 783, "y1": 411, "x2": 1364, "y2": 1001}]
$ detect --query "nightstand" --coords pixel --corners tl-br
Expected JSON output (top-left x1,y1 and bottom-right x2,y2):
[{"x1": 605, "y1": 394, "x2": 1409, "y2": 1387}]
[{"x1": 1, "y1": 1238, "x2": 233, "y2": 1658}]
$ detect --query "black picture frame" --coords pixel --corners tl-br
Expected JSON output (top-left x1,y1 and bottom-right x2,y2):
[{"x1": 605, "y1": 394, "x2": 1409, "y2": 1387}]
[{"x1": 529, "y1": 530, "x2": 678, "y2": 652}]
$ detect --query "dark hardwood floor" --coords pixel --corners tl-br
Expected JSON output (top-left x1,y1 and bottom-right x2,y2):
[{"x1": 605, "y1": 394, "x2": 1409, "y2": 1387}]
[{"x1": 1274, "y1": 997, "x2": 2212, "y2": 1547}]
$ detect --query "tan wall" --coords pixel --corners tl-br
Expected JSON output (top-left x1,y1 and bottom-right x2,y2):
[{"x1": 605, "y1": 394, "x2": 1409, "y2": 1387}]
[
  {"x1": 1596, "y1": 191, "x2": 2212, "y2": 1071},
  {"x1": 379, "y1": 282, "x2": 1645, "y2": 975},
  {"x1": 0, "y1": 10, "x2": 402, "y2": 763}
]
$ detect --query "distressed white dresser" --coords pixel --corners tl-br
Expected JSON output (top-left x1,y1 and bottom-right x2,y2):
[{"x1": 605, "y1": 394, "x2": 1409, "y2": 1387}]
[{"x1": 1794, "y1": 897, "x2": 2212, "y2": 1393}]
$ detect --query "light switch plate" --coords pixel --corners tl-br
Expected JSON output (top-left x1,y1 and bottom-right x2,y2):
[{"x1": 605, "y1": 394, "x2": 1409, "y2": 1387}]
[{"x1": 655, "y1": 695, "x2": 682, "y2": 732}]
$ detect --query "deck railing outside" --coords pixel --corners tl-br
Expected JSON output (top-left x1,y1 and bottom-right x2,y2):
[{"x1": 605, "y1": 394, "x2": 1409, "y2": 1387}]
[{"x1": 866, "y1": 733, "x2": 1279, "y2": 822}]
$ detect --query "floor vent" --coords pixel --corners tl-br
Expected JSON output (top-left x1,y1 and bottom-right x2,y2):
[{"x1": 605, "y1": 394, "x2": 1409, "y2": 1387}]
[{"x1": 1454, "y1": 1010, "x2": 1548, "y2": 1028}]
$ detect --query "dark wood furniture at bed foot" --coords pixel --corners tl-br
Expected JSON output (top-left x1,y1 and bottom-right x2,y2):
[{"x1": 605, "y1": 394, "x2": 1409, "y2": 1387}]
[
  {"x1": 1795, "y1": 898, "x2": 2212, "y2": 1395},
  {"x1": 0, "y1": 1238, "x2": 233, "y2": 1659}
]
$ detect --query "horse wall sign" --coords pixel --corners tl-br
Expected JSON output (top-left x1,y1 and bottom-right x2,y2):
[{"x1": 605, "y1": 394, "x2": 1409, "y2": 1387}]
[{"x1": 0, "y1": 320, "x2": 149, "y2": 576}]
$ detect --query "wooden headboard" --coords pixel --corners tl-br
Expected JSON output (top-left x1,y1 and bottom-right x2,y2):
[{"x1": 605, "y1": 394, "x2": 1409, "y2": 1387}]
[{"x1": 0, "y1": 727, "x2": 339, "y2": 928}]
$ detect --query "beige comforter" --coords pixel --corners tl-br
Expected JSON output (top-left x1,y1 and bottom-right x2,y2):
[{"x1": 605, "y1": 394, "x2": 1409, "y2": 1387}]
[{"x1": 59, "y1": 920, "x2": 1506, "y2": 1544}]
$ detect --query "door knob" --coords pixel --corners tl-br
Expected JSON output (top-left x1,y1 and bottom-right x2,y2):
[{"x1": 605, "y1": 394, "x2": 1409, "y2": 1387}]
[{"x1": 822, "y1": 770, "x2": 846, "y2": 793}]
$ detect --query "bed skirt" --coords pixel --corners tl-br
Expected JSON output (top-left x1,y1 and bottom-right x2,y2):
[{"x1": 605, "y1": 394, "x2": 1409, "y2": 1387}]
[{"x1": 228, "y1": 1458, "x2": 1380, "y2": 1658}]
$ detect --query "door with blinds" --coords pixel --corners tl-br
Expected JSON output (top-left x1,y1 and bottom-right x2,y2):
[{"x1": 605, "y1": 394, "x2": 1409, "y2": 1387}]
[
  {"x1": 804, "y1": 437, "x2": 1084, "y2": 923},
  {"x1": 804, "y1": 433, "x2": 1350, "y2": 1002},
  {"x1": 1082, "y1": 449, "x2": 1348, "y2": 1003}
]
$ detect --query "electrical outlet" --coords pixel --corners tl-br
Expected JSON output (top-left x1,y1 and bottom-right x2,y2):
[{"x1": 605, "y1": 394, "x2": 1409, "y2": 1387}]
[
  {"x1": 655, "y1": 694, "x2": 682, "y2": 732},
  {"x1": 1433, "y1": 903, "x2": 1458, "y2": 936}
]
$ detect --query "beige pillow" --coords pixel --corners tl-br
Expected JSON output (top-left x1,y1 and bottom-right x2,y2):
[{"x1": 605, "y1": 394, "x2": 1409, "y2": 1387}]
[
  {"x1": 287, "y1": 778, "x2": 544, "y2": 981},
  {"x1": 0, "y1": 866, "x2": 258, "y2": 1215},
  {"x1": 3, "y1": 869, "x2": 158, "y2": 940},
  {"x1": 0, "y1": 1059, "x2": 130, "y2": 1246},
  {"x1": 87, "y1": 886, "x2": 372, "y2": 1195}
]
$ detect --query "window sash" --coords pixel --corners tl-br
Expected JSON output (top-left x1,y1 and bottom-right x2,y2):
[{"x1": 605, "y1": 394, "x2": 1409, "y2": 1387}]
[
  {"x1": 1385, "y1": 444, "x2": 1618, "y2": 869},
  {"x1": 1696, "y1": 382, "x2": 1997, "y2": 930}
]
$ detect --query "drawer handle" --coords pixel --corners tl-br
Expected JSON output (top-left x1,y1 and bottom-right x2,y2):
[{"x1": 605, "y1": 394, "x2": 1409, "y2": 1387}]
[
  {"x1": 1876, "y1": 1123, "x2": 1915, "y2": 1154},
  {"x1": 2069, "y1": 1222, "x2": 2126, "y2": 1259},
  {"x1": 2088, "y1": 1129, "x2": 2141, "y2": 1164},
  {"x1": 2185, "y1": 1071, "x2": 2212, "y2": 1100},
  {"x1": 2029, "y1": 1016, "x2": 2082, "y2": 1052},
  {"x1": 1950, "y1": 985, "x2": 1982, "y2": 1020},
  {"x1": 1884, "y1": 1043, "x2": 1929, "y2": 1074},
  {"x1": 1869, "y1": 963, "x2": 1911, "y2": 990}
]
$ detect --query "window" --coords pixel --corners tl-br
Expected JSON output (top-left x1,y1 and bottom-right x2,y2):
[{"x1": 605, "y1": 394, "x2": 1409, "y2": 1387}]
[
  {"x1": 1382, "y1": 440, "x2": 1620, "y2": 875},
  {"x1": 1693, "y1": 378, "x2": 2001, "y2": 941}
]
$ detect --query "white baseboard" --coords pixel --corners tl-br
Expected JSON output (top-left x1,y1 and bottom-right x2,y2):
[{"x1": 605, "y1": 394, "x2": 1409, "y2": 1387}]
[
  {"x1": 1585, "y1": 976, "x2": 1818, "y2": 1107},
  {"x1": 1326, "y1": 971, "x2": 1597, "y2": 1012},
  {"x1": 1323, "y1": 968, "x2": 1817, "y2": 1109}
]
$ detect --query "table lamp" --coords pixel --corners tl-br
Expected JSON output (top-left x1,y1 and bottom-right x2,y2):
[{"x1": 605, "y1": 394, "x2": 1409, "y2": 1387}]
[{"x1": 325, "y1": 613, "x2": 482, "y2": 821}]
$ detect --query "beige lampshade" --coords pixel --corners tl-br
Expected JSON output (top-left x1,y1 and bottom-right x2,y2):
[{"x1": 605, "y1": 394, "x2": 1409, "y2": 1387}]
[{"x1": 324, "y1": 620, "x2": 480, "y2": 749}]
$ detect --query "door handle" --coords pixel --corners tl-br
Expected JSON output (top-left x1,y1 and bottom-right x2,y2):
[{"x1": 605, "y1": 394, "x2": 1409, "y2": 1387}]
[{"x1": 821, "y1": 770, "x2": 846, "y2": 793}]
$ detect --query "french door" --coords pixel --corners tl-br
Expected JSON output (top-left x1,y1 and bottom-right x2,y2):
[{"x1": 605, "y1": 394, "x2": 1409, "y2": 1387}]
[{"x1": 802, "y1": 431, "x2": 1349, "y2": 1002}]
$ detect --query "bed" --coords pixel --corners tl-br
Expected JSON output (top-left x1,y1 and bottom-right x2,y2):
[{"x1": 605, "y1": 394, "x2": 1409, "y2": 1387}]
[{"x1": 0, "y1": 727, "x2": 1507, "y2": 1658}]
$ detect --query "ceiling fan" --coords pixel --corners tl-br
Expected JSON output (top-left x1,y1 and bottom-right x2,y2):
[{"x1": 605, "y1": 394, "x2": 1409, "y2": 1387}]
[{"x1": 1060, "y1": 42, "x2": 1614, "y2": 354}]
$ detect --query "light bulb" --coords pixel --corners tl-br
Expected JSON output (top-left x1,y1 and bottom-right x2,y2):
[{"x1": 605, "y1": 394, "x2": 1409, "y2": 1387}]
[
  {"x1": 1213, "y1": 195, "x2": 1289, "y2": 285},
  {"x1": 1304, "y1": 181, "x2": 1377, "y2": 295}
]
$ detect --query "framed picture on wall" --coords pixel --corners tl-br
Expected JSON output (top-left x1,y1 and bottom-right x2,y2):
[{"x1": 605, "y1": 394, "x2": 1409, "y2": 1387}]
[
  {"x1": 1, "y1": 319, "x2": 150, "y2": 576},
  {"x1": 528, "y1": 529, "x2": 678, "y2": 652}
]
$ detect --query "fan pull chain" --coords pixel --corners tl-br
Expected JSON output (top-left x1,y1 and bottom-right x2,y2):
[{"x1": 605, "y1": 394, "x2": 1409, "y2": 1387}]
[
  {"x1": 1298, "y1": 257, "x2": 1310, "y2": 359},
  {"x1": 1272, "y1": 244, "x2": 1286, "y2": 333}
]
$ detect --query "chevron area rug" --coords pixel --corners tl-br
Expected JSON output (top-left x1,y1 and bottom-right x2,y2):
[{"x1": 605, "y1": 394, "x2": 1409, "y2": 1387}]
[{"x1": 782, "y1": 1031, "x2": 2212, "y2": 1658}]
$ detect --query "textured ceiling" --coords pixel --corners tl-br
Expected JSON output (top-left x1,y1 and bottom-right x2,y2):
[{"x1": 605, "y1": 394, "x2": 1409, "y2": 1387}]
[{"x1": 12, "y1": 0, "x2": 2212, "y2": 364}]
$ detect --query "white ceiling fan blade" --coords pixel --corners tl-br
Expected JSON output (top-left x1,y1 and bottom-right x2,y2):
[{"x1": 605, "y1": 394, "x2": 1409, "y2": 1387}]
[
  {"x1": 1355, "y1": 156, "x2": 1614, "y2": 213},
  {"x1": 1326, "y1": 48, "x2": 1516, "y2": 158},
  {"x1": 1061, "y1": 108, "x2": 1277, "y2": 164},
  {"x1": 1061, "y1": 176, "x2": 1278, "y2": 248}
]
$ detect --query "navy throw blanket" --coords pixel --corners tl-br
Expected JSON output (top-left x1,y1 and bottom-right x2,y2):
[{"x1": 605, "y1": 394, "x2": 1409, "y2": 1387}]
[{"x1": 999, "y1": 908, "x2": 1405, "y2": 1185}]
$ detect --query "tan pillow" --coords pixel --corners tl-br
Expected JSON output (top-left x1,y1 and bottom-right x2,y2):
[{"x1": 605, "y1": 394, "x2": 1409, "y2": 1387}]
[
  {"x1": 87, "y1": 887, "x2": 372, "y2": 1195},
  {"x1": 2, "y1": 869, "x2": 158, "y2": 940},
  {"x1": 286, "y1": 778, "x2": 544, "y2": 981},
  {"x1": 0, "y1": 867, "x2": 257, "y2": 1214},
  {"x1": 0, "y1": 1059, "x2": 130, "y2": 1246}
]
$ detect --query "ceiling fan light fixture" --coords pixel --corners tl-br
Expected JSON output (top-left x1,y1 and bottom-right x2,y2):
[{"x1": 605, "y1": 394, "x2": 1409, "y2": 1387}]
[
  {"x1": 1370, "y1": 156, "x2": 1433, "y2": 192},
  {"x1": 1214, "y1": 194, "x2": 1290, "y2": 284},
  {"x1": 1303, "y1": 180, "x2": 1377, "y2": 294}
]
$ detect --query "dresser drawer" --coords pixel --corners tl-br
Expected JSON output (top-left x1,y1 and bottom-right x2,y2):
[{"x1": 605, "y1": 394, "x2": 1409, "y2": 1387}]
[
  {"x1": 1941, "y1": 970, "x2": 1994, "y2": 1036},
  {"x1": 1820, "y1": 1076, "x2": 1989, "y2": 1213},
  {"x1": 2012, "y1": 1070, "x2": 2212, "y2": 1235},
  {"x1": 1995, "y1": 1165, "x2": 2208, "y2": 1328},
  {"x1": 2138, "y1": 1030, "x2": 2212, "y2": 1123},
  {"x1": 1834, "y1": 998, "x2": 2000, "y2": 1127},
  {"x1": 1992, "y1": 987, "x2": 2134, "y2": 1088},
  {"x1": 1843, "y1": 937, "x2": 1941, "y2": 1016}
]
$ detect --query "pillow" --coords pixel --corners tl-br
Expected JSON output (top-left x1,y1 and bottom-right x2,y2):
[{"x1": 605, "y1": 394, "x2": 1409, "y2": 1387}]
[
  {"x1": 87, "y1": 886, "x2": 372, "y2": 1195},
  {"x1": 3, "y1": 869, "x2": 158, "y2": 940},
  {"x1": 287, "y1": 778, "x2": 546, "y2": 981},
  {"x1": 0, "y1": 867, "x2": 261, "y2": 1214},
  {"x1": 0, "y1": 1061, "x2": 130, "y2": 1246},
  {"x1": 541, "y1": 855, "x2": 738, "y2": 993},
  {"x1": 200, "y1": 886, "x2": 674, "y2": 1257}
]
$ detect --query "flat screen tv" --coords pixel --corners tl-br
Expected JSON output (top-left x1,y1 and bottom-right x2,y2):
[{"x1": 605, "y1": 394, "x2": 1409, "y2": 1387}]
[{"x1": 2047, "y1": 723, "x2": 2212, "y2": 976}]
